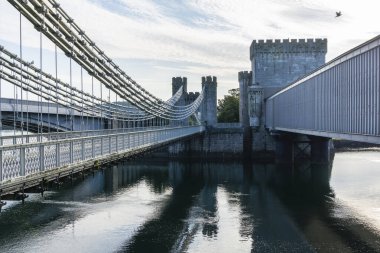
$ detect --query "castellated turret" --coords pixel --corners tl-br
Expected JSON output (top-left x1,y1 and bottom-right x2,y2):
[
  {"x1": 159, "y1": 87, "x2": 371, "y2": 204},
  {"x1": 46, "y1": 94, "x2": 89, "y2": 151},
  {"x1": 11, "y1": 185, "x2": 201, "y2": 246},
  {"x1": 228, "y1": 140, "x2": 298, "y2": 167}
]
[
  {"x1": 238, "y1": 71, "x2": 252, "y2": 128},
  {"x1": 172, "y1": 76, "x2": 187, "y2": 96},
  {"x1": 201, "y1": 76, "x2": 217, "y2": 126},
  {"x1": 250, "y1": 38, "x2": 327, "y2": 95}
]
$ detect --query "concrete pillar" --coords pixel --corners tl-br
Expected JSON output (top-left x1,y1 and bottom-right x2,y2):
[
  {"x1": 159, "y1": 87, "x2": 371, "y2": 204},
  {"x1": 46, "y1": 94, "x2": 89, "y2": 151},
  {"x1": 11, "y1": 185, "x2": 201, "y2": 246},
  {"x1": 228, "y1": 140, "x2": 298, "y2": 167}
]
[
  {"x1": 311, "y1": 137, "x2": 333, "y2": 164},
  {"x1": 201, "y1": 76, "x2": 217, "y2": 127}
]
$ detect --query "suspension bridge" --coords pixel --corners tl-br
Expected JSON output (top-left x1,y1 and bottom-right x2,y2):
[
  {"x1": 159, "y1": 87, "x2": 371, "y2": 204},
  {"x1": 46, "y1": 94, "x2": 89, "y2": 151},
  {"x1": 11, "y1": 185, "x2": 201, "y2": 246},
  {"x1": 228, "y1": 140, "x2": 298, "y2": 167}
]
[
  {"x1": 0, "y1": 0, "x2": 207, "y2": 201},
  {"x1": 0, "y1": 0, "x2": 380, "y2": 207}
]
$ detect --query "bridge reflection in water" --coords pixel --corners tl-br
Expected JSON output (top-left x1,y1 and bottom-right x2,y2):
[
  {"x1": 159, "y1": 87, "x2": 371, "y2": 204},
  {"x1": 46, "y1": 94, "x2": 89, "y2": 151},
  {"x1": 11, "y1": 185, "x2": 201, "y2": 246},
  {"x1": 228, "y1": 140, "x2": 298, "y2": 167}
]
[{"x1": 0, "y1": 156, "x2": 379, "y2": 253}]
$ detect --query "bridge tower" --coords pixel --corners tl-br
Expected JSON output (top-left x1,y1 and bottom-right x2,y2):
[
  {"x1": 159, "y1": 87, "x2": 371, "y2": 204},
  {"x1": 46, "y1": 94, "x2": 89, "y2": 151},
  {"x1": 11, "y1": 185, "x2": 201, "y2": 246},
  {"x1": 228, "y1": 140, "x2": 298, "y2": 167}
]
[
  {"x1": 172, "y1": 77, "x2": 187, "y2": 100},
  {"x1": 243, "y1": 38, "x2": 328, "y2": 159},
  {"x1": 249, "y1": 38, "x2": 327, "y2": 127},
  {"x1": 250, "y1": 38, "x2": 327, "y2": 91},
  {"x1": 172, "y1": 76, "x2": 188, "y2": 107},
  {"x1": 172, "y1": 77, "x2": 188, "y2": 125},
  {"x1": 201, "y1": 76, "x2": 217, "y2": 127},
  {"x1": 238, "y1": 71, "x2": 252, "y2": 155},
  {"x1": 238, "y1": 71, "x2": 251, "y2": 128}
]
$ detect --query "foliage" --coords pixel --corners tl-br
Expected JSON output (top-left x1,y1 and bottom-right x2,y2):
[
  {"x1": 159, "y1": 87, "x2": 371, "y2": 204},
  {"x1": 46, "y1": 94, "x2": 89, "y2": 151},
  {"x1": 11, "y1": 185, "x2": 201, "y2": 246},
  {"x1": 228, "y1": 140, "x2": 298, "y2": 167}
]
[{"x1": 217, "y1": 88, "x2": 239, "y2": 123}]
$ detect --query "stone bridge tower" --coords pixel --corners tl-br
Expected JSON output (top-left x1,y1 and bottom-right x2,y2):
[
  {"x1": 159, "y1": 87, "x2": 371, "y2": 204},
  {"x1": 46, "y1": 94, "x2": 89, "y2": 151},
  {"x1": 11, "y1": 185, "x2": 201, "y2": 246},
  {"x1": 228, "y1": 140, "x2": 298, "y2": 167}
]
[
  {"x1": 201, "y1": 76, "x2": 217, "y2": 127},
  {"x1": 171, "y1": 77, "x2": 202, "y2": 125},
  {"x1": 240, "y1": 38, "x2": 327, "y2": 153},
  {"x1": 172, "y1": 77, "x2": 188, "y2": 125},
  {"x1": 250, "y1": 38, "x2": 327, "y2": 90},
  {"x1": 172, "y1": 77, "x2": 187, "y2": 106}
]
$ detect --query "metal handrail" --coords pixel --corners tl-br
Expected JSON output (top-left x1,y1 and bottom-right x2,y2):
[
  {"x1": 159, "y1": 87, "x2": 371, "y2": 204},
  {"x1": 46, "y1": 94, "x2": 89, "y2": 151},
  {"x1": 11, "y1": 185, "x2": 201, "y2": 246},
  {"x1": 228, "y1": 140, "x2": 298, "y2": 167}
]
[{"x1": 0, "y1": 126, "x2": 204, "y2": 182}]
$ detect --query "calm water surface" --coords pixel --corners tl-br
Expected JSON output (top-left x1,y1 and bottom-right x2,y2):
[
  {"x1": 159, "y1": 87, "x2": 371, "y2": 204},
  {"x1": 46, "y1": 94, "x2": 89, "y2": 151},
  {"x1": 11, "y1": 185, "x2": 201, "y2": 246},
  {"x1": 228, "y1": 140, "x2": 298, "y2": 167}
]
[{"x1": 0, "y1": 151, "x2": 380, "y2": 252}]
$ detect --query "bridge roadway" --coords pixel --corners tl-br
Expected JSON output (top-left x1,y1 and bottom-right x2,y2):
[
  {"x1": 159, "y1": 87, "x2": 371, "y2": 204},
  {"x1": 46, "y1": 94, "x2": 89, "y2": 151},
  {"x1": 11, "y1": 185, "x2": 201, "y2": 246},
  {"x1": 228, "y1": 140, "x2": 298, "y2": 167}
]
[
  {"x1": 0, "y1": 125, "x2": 204, "y2": 196},
  {"x1": 266, "y1": 35, "x2": 380, "y2": 144}
]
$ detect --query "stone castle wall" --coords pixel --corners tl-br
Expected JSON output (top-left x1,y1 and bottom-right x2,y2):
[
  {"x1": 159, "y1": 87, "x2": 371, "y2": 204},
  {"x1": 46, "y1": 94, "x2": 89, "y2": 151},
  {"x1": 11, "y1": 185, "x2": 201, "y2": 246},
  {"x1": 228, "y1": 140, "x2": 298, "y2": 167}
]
[
  {"x1": 161, "y1": 126, "x2": 275, "y2": 159},
  {"x1": 163, "y1": 38, "x2": 328, "y2": 159},
  {"x1": 250, "y1": 38, "x2": 327, "y2": 90}
]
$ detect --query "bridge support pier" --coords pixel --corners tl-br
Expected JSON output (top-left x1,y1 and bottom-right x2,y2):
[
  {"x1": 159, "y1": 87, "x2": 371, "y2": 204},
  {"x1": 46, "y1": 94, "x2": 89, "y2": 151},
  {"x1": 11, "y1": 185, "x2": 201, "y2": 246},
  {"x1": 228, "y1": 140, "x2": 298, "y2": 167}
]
[
  {"x1": 275, "y1": 134, "x2": 333, "y2": 164},
  {"x1": 310, "y1": 137, "x2": 333, "y2": 164},
  {"x1": 275, "y1": 135, "x2": 294, "y2": 163}
]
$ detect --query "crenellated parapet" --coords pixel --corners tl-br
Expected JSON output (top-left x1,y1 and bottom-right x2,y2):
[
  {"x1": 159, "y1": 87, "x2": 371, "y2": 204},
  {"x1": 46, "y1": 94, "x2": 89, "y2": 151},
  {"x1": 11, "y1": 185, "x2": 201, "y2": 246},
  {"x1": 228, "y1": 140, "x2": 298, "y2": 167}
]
[
  {"x1": 250, "y1": 38, "x2": 327, "y2": 89},
  {"x1": 238, "y1": 70, "x2": 252, "y2": 82},
  {"x1": 172, "y1": 76, "x2": 187, "y2": 95},
  {"x1": 186, "y1": 92, "x2": 200, "y2": 104},
  {"x1": 250, "y1": 38, "x2": 327, "y2": 60},
  {"x1": 201, "y1": 76, "x2": 217, "y2": 87}
]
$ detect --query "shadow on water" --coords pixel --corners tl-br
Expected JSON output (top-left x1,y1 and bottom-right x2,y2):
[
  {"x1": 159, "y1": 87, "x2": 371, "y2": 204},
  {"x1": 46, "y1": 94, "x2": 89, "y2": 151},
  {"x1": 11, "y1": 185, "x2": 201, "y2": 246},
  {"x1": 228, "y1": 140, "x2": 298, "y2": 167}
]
[
  {"x1": 118, "y1": 162, "x2": 206, "y2": 253},
  {"x1": 270, "y1": 161, "x2": 380, "y2": 253},
  {"x1": 0, "y1": 162, "x2": 173, "y2": 250},
  {"x1": 0, "y1": 157, "x2": 380, "y2": 252},
  {"x1": 118, "y1": 159, "x2": 380, "y2": 252}
]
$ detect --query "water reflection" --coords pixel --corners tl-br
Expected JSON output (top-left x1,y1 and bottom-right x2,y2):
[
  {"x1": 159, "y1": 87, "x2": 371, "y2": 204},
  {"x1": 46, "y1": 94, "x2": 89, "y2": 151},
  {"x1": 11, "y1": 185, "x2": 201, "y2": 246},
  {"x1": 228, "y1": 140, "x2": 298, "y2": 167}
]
[{"x1": 0, "y1": 155, "x2": 379, "y2": 252}]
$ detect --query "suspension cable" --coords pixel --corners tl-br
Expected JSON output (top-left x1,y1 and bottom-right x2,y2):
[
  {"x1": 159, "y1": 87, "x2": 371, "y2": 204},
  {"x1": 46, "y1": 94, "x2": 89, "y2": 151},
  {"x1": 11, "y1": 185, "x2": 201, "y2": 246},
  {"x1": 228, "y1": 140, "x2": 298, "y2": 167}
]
[{"x1": 19, "y1": 12, "x2": 24, "y2": 139}]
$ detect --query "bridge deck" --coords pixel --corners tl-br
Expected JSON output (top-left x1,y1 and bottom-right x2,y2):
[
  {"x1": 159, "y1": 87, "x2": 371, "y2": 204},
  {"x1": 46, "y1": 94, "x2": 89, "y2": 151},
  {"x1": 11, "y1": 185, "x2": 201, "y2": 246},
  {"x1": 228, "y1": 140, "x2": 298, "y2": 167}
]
[
  {"x1": 0, "y1": 126, "x2": 204, "y2": 195},
  {"x1": 266, "y1": 35, "x2": 380, "y2": 144}
]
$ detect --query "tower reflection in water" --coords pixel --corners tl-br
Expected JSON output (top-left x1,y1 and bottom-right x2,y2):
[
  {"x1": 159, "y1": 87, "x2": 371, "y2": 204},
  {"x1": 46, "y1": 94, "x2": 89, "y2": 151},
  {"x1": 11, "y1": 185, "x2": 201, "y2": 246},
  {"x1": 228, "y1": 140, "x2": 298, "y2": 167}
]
[
  {"x1": 119, "y1": 159, "x2": 335, "y2": 252},
  {"x1": 1, "y1": 156, "x2": 379, "y2": 253}
]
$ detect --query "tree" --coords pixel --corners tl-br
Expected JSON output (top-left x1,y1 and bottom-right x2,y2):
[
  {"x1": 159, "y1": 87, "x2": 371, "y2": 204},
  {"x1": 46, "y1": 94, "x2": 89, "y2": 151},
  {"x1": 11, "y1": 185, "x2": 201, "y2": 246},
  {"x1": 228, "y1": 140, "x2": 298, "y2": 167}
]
[{"x1": 217, "y1": 88, "x2": 239, "y2": 123}]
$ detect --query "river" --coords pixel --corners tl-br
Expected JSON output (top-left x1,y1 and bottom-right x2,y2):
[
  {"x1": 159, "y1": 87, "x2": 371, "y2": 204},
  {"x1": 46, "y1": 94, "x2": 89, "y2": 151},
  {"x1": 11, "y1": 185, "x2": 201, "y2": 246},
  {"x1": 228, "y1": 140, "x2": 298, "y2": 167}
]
[{"x1": 0, "y1": 150, "x2": 379, "y2": 252}]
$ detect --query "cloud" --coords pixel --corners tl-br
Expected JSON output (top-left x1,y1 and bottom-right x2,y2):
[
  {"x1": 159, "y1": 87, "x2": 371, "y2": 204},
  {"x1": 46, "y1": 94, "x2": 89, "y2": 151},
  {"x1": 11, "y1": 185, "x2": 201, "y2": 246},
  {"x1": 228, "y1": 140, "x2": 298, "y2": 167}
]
[{"x1": 0, "y1": 0, "x2": 379, "y2": 99}]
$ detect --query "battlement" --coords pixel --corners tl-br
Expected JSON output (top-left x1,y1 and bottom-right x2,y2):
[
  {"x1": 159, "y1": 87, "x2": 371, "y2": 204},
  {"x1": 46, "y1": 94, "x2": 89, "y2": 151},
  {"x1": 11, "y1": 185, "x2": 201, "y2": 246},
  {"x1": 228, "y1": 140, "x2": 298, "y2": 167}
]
[
  {"x1": 172, "y1": 76, "x2": 187, "y2": 94},
  {"x1": 172, "y1": 76, "x2": 187, "y2": 85},
  {"x1": 202, "y1": 76, "x2": 217, "y2": 86},
  {"x1": 238, "y1": 71, "x2": 252, "y2": 82},
  {"x1": 187, "y1": 91, "x2": 200, "y2": 98},
  {"x1": 186, "y1": 92, "x2": 200, "y2": 103},
  {"x1": 250, "y1": 38, "x2": 327, "y2": 59}
]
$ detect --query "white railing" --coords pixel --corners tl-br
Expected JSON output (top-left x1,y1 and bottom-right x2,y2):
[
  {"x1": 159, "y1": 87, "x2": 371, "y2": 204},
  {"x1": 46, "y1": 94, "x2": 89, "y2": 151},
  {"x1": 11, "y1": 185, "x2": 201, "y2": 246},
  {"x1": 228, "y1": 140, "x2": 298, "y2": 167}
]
[
  {"x1": 0, "y1": 126, "x2": 204, "y2": 182},
  {"x1": 0, "y1": 126, "x2": 171, "y2": 146}
]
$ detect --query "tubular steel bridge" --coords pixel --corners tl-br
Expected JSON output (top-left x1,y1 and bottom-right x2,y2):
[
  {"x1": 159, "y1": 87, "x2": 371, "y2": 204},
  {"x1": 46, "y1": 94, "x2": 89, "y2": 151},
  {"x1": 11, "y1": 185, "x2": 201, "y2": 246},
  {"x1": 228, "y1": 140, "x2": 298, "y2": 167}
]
[{"x1": 266, "y1": 35, "x2": 380, "y2": 145}]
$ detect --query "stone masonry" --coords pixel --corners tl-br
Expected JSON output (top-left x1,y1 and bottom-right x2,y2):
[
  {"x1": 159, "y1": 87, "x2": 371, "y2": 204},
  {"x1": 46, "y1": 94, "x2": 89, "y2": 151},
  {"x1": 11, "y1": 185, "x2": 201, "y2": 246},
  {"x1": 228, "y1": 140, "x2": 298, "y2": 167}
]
[
  {"x1": 244, "y1": 38, "x2": 327, "y2": 154},
  {"x1": 165, "y1": 39, "x2": 328, "y2": 159},
  {"x1": 250, "y1": 38, "x2": 327, "y2": 98},
  {"x1": 201, "y1": 76, "x2": 217, "y2": 127}
]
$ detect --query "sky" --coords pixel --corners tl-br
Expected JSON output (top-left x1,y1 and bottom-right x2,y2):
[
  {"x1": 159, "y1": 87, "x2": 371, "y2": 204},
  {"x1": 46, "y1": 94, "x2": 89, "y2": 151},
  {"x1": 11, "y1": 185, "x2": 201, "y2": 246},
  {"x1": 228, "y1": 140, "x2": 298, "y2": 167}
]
[{"x1": 0, "y1": 0, "x2": 379, "y2": 100}]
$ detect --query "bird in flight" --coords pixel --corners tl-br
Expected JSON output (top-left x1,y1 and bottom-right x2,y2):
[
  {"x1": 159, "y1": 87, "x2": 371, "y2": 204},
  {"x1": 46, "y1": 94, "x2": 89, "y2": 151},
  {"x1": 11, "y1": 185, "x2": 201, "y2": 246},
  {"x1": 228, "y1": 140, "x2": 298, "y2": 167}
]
[{"x1": 335, "y1": 11, "x2": 342, "y2": 18}]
